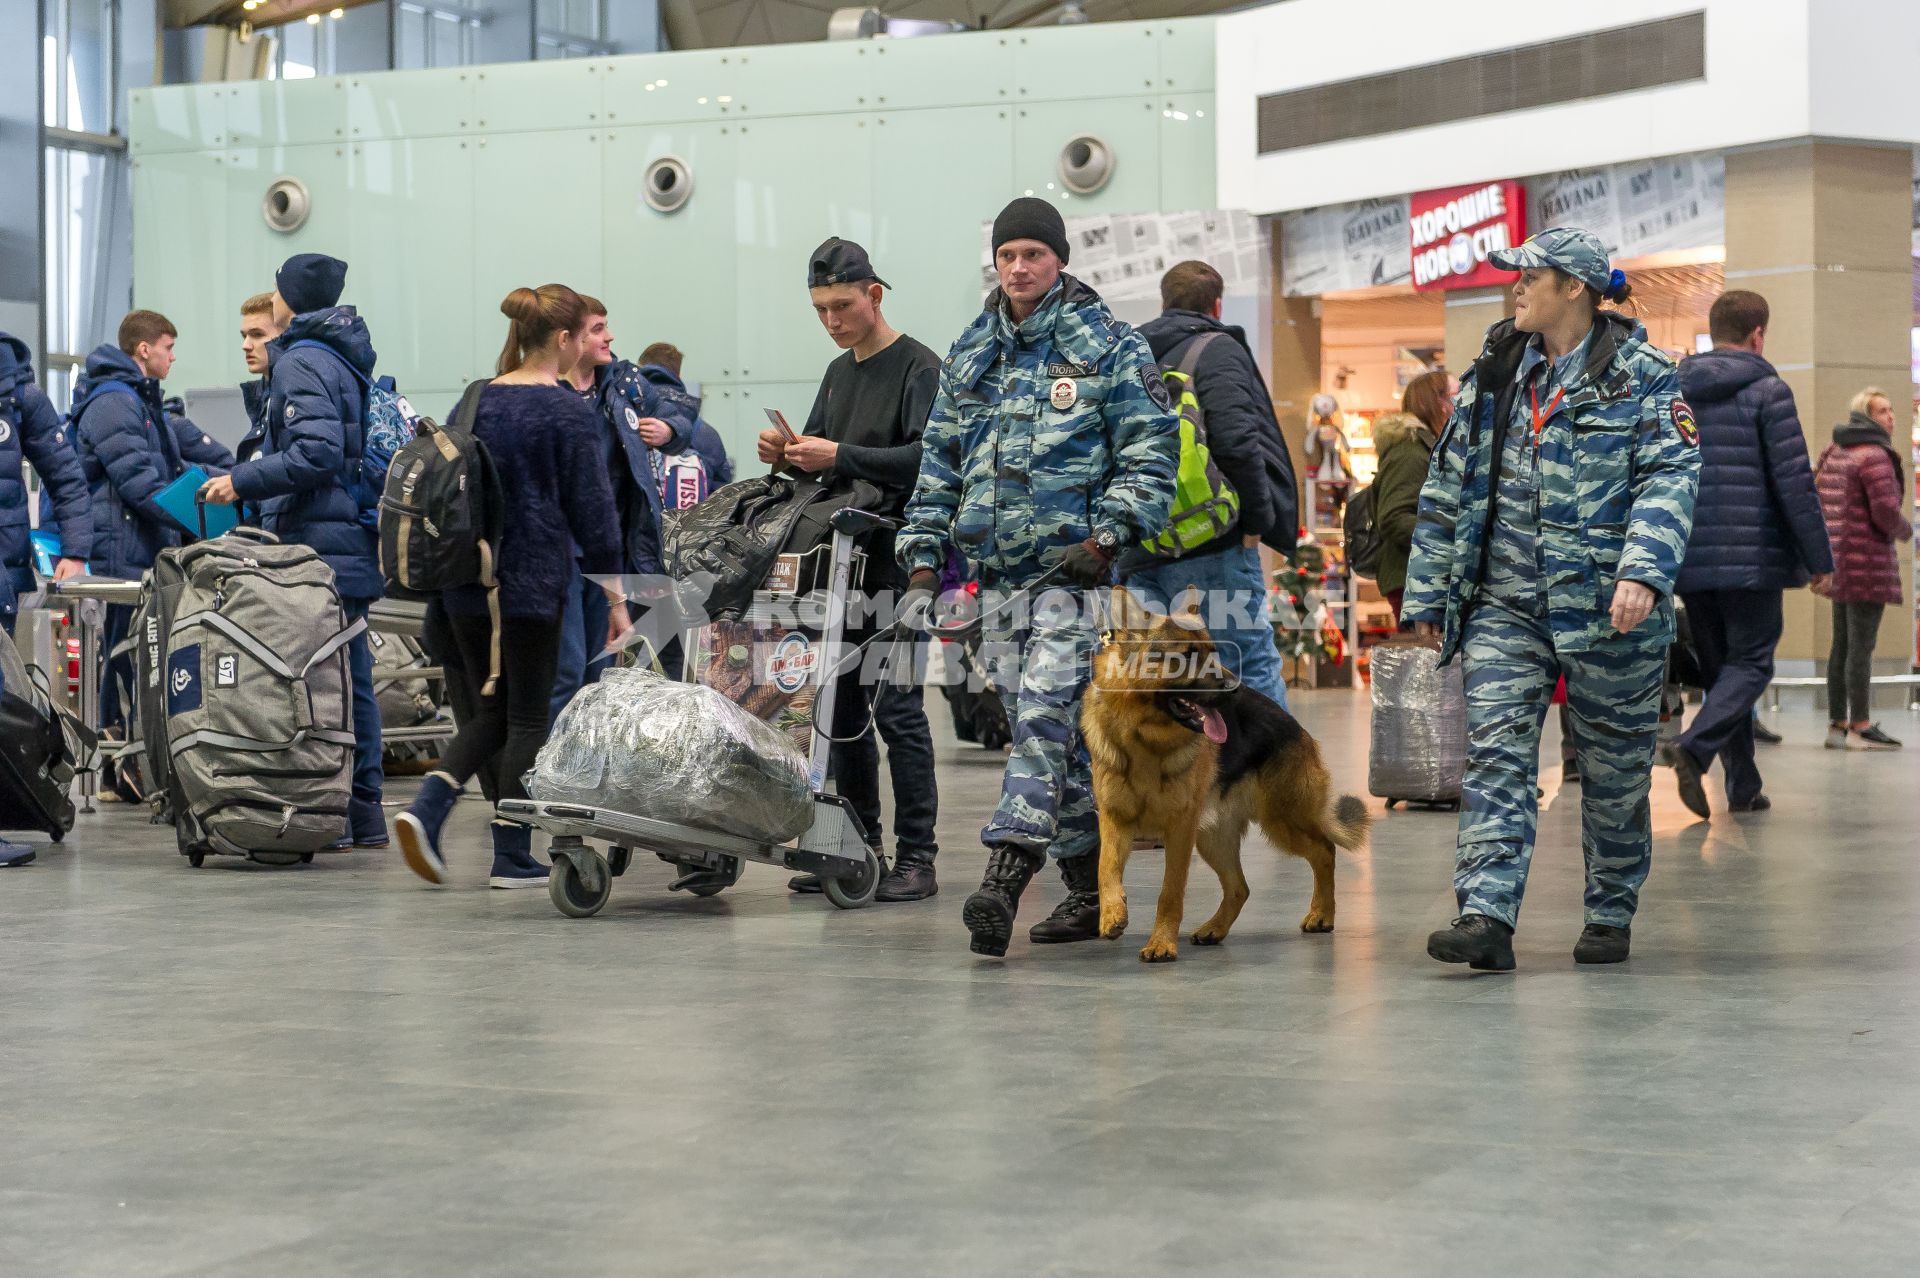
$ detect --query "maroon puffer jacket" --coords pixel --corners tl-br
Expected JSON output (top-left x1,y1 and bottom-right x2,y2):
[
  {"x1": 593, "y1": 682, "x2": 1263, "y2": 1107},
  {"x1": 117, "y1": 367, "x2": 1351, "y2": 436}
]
[{"x1": 1815, "y1": 419, "x2": 1910, "y2": 604}]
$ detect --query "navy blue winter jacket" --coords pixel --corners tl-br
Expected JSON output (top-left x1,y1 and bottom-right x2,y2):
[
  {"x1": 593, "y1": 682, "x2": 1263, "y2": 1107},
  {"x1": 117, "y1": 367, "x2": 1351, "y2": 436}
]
[
  {"x1": 635, "y1": 364, "x2": 722, "y2": 479},
  {"x1": 1674, "y1": 347, "x2": 1833, "y2": 593},
  {"x1": 589, "y1": 358, "x2": 687, "y2": 576},
  {"x1": 231, "y1": 308, "x2": 384, "y2": 599},
  {"x1": 69, "y1": 344, "x2": 191, "y2": 579},
  {"x1": 0, "y1": 333, "x2": 92, "y2": 611}
]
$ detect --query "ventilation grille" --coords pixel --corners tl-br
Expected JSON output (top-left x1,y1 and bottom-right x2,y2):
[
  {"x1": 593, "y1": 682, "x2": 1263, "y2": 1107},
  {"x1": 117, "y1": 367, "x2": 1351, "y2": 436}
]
[{"x1": 1256, "y1": 13, "x2": 1706, "y2": 155}]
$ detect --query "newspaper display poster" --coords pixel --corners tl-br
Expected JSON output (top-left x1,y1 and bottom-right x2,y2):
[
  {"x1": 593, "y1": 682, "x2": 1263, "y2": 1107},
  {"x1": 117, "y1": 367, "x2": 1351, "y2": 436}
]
[
  {"x1": 1529, "y1": 153, "x2": 1725, "y2": 259},
  {"x1": 1279, "y1": 199, "x2": 1411, "y2": 296},
  {"x1": 1280, "y1": 151, "x2": 1727, "y2": 296},
  {"x1": 980, "y1": 210, "x2": 1269, "y2": 302}
]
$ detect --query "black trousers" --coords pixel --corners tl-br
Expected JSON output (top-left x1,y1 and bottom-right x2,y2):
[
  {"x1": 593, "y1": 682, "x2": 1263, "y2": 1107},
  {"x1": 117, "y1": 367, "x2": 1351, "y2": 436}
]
[
  {"x1": 1828, "y1": 601, "x2": 1886, "y2": 725},
  {"x1": 423, "y1": 601, "x2": 562, "y2": 807},
  {"x1": 829, "y1": 632, "x2": 939, "y2": 862},
  {"x1": 1675, "y1": 588, "x2": 1783, "y2": 806}
]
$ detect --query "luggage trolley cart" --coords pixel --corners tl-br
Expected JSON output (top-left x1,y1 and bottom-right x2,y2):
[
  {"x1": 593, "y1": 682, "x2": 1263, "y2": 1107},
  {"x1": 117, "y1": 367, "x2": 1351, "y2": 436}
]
[{"x1": 499, "y1": 508, "x2": 893, "y2": 919}]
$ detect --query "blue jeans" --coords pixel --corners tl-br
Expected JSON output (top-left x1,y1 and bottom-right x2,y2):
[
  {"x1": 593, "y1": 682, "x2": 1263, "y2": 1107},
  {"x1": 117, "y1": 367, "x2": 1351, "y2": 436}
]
[
  {"x1": 1120, "y1": 542, "x2": 1287, "y2": 708},
  {"x1": 342, "y1": 598, "x2": 383, "y2": 805},
  {"x1": 550, "y1": 565, "x2": 611, "y2": 724}
]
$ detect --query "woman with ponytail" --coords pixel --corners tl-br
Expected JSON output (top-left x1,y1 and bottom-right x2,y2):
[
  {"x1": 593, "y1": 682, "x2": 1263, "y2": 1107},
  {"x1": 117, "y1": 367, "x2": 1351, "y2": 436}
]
[
  {"x1": 398, "y1": 284, "x2": 629, "y2": 889},
  {"x1": 1402, "y1": 227, "x2": 1700, "y2": 971}
]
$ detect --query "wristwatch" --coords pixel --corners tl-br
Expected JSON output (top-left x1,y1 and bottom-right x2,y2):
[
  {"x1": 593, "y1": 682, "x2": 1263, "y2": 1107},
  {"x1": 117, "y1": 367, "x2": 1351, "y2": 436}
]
[{"x1": 1092, "y1": 528, "x2": 1120, "y2": 554}]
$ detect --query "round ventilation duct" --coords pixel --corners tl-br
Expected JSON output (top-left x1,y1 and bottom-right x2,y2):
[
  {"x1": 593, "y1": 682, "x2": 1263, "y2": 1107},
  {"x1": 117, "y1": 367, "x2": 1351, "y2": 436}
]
[
  {"x1": 643, "y1": 156, "x2": 694, "y2": 214},
  {"x1": 261, "y1": 177, "x2": 310, "y2": 234},
  {"x1": 1057, "y1": 136, "x2": 1113, "y2": 196}
]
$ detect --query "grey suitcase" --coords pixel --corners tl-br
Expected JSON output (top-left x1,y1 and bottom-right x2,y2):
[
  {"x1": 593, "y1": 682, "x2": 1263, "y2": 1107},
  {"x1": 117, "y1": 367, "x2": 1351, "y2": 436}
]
[{"x1": 159, "y1": 529, "x2": 363, "y2": 865}]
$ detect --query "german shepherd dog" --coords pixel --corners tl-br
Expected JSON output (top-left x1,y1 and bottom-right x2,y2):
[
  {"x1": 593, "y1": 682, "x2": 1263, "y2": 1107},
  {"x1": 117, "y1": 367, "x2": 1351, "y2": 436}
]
[{"x1": 1082, "y1": 589, "x2": 1370, "y2": 962}]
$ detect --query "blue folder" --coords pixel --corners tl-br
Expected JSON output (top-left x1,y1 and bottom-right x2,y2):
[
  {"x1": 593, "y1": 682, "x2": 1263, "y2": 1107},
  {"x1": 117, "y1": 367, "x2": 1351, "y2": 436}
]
[{"x1": 155, "y1": 468, "x2": 238, "y2": 539}]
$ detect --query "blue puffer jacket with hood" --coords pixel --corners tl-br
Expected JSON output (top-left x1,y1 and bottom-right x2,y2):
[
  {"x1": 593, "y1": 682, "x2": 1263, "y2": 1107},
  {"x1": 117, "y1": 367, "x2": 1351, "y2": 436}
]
[
  {"x1": 0, "y1": 333, "x2": 92, "y2": 613},
  {"x1": 69, "y1": 343, "x2": 189, "y2": 579},
  {"x1": 1673, "y1": 346, "x2": 1833, "y2": 592},
  {"x1": 231, "y1": 307, "x2": 383, "y2": 599}
]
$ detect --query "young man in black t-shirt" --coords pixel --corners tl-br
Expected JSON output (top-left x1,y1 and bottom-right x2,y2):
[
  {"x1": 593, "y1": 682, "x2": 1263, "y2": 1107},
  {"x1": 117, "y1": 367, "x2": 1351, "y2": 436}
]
[{"x1": 757, "y1": 238, "x2": 940, "y2": 902}]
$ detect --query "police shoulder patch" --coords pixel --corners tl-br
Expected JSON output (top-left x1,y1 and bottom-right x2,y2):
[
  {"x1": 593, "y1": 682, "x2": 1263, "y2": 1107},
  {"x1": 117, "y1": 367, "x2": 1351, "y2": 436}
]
[
  {"x1": 1669, "y1": 398, "x2": 1698, "y2": 446},
  {"x1": 1143, "y1": 368, "x2": 1174, "y2": 413}
]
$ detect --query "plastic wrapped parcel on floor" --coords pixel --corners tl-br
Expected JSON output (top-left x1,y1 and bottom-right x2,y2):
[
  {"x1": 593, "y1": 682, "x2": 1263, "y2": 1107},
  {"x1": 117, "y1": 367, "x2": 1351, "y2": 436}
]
[
  {"x1": 528, "y1": 668, "x2": 814, "y2": 842},
  {"x1": 1367, "y1": 641, "x2": 1467, "y2": 802}
]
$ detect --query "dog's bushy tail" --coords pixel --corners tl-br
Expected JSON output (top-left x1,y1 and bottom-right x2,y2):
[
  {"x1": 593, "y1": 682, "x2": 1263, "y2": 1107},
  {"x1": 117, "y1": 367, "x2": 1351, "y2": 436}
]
[{"x1": 1326, "y1": 794, "x2": 1371, "y2": 851}]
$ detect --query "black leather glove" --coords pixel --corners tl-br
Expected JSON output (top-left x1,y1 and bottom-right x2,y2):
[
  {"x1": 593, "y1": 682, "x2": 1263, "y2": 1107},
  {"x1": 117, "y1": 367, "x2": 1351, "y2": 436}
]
[
  {"x1": 1059, "y1": 538, "x2": 1116, "y2": 587},
  {"x1": 895, "y1": 568, "x2": 942, "y2": 631}
]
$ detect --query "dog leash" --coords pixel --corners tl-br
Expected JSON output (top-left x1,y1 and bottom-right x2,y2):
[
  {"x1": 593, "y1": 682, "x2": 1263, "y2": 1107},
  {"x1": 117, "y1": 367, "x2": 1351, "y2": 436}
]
[{"x1": 809, "y1": 560, "x2": 1078, "y2": 746}]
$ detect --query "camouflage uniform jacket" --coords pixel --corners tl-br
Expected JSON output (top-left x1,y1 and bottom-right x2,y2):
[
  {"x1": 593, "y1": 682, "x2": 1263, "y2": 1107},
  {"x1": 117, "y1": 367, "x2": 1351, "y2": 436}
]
[
  {"x1": 1403, "y1": 312, "x2": 1699, "y2": 663},
  {"x1": 895, "y1": 275, "x2": 1179, "y2": 583}
]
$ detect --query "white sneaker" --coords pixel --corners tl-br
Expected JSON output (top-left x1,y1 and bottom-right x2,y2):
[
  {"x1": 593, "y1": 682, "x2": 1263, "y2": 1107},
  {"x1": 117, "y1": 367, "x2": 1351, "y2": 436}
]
[{"x1": 1825, "y1": 727, "x2": 1850, "y2": 750}]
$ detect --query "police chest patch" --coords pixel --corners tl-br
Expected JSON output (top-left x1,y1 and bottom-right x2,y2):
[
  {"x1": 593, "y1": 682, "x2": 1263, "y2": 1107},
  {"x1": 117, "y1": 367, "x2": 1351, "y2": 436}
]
[
  {"x1": 1143, "y1": 368, "x2": 1174, "y2": 413},
  {"x1": 624, "y1": 405, "x2": 640, "y2": 431},
  {"x1": 1670, "y1": 399, "x2": 1699, "y2": 446}
]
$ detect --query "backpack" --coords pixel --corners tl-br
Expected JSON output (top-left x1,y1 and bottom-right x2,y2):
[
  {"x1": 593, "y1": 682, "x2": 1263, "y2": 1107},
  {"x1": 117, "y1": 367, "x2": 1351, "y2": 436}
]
[
  {"x1": 285, "y1": 339, "x2": 419, "y2": 516},
  {"x1": 1139, "y1": 333, "x2": 1242, "y2": 558},
  {"x1": 153, "y1": 528, "x2": 363, "y2": 864},
  {"x1": 377, "y1": 380, "x2": 504, "y2": 686},
  {"x1": 1343, "y1": 483, "x2": 1383, "y2": 578}
]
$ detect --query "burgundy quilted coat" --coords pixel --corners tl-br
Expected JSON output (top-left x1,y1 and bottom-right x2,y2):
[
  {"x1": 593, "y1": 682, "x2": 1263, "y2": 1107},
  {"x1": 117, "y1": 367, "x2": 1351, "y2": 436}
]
[{"x1": 1814, "y1": 417, "x2": 1910, "y2": 605}]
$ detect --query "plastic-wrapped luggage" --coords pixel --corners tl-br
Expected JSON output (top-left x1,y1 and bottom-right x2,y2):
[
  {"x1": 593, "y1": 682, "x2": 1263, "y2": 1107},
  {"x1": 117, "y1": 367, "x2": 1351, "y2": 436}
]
[
  {"x1": 528, "y1": 667, "x2": 813, "y2": 843},
  {"x1": 1368, "y1": 640, "x2": 1467, "y2": 809}
]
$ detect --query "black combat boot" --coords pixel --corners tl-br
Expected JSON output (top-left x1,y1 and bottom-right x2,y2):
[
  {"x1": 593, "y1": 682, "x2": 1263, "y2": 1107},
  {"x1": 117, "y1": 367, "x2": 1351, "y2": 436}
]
[
  {"x1": 1426, "y1": 914, "x2": 1516, "y2": 971},
  {"x1": 962, "y1": 843, "x2": 1043, "y2": 957},
  {"x1": 1572, "y1": 923, "x2": 1631, "y2": 964},
  {"x1": 876, "y1": 851, "x2": 937, "y2": 903},
  {"x1": 1028, "y1": 853, "x2": 1100, "y2": 944}
]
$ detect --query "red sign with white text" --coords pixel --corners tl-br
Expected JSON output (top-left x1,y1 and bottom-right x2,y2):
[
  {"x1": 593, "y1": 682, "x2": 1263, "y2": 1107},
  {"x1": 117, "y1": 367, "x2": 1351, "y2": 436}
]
[{"x1": 1409, "y1": 181, "x2": 1526, "y2": 292}]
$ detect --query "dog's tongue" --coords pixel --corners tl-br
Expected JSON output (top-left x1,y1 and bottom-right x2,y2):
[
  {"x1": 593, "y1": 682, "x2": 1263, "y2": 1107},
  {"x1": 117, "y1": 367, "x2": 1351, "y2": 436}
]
[{"x1": 1200, "y1": 706, "x2": 1228, "y2": 745}]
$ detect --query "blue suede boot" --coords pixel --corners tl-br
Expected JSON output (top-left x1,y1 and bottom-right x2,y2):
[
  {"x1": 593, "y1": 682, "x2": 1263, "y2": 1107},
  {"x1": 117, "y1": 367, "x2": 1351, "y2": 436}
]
[
  {"x1": 395, "y1": 773, "x2": 459, "y2": 886},
  {"x1": 488, "y1": 821, "x2": 548, "y2": 889},
  {"x1": 350, "y1": 797, "x2": 390, "y2": 848}
]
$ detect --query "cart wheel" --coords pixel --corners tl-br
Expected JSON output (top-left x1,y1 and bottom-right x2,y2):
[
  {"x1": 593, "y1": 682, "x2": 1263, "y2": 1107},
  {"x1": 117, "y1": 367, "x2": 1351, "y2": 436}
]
[
  {"x1": 549, "y1": 849, "x2": 613, "y2": 918},
  {"x1": 822, "y1": 846, "x2": 882, "y2": 910},
  {"x1": 187, "y1": 851, "x2": 205, "y2": 868},
  {"x1": 685, "y1": 876, "x2": 728, "y2": 898},
  {"x1": 300, "y1": 852, "x2": 315, "y2": 864},
  {"x1": 607, "y1": 845, "x2": 633, "y2": 877},
  {"x1": 252, "y1": 852, "x2": 302, "y2": 867}
]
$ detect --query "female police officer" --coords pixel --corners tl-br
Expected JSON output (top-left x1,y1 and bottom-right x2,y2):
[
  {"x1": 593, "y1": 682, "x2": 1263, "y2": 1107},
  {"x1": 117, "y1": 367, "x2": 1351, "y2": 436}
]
[{"x1": 1403, "y1": 227, "x2": 1700, "y2": 972}]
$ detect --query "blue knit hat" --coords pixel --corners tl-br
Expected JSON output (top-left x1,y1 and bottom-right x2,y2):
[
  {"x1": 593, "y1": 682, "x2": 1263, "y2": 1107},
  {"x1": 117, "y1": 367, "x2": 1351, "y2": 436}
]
[{"x1": 275, "y1": 253, "x2": 348, "y2": 315}]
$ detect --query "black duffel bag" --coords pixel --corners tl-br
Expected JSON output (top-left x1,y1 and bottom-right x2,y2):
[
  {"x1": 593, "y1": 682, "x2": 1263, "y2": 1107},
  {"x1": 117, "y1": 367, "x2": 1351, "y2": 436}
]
[{"x1": 663, "y1": 474, "x2": 882, "y2": 619}]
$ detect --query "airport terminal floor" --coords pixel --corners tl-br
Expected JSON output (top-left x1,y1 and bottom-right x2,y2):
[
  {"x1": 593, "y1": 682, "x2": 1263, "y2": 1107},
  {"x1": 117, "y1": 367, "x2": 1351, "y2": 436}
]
[{"x1": 4, "y1": 691, "x2": 1916, "y2": 1276}]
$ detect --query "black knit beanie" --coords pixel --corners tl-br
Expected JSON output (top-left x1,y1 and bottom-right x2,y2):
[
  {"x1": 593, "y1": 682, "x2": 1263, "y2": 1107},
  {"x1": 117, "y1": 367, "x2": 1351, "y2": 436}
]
[
  {"x1": 991, "y1": 197, "x2": 1070, "y2": 265},
  {"x1": 275, "y1": 253, "x2": 348, "y2": 315}
]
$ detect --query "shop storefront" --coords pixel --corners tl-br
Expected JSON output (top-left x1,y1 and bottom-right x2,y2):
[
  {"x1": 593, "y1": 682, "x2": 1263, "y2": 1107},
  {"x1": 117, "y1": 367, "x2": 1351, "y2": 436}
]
[{"x1": 1269, "y1": 154, "x2": 1735, "y2": 681}]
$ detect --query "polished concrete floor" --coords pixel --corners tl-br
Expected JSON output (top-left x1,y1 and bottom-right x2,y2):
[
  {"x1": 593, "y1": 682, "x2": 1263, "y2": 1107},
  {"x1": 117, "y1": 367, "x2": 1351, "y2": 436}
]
[{"x1": 3, "y1": 690, "x2": 1918, "y2": 1276}]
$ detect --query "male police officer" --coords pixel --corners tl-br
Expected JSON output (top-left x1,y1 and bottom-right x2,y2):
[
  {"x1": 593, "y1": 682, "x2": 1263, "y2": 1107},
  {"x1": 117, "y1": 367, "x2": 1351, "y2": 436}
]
[
  {"x1": 896, "y1": 197, "x2": 1178, "y2": 958},
  {"x1": 1405, "y1": 227, "x2": 1699, "y2": 972}
]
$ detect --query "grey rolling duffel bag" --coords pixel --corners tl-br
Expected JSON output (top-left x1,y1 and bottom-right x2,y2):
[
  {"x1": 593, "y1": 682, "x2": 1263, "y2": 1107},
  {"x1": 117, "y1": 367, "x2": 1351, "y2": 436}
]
[{"x1": 150, "y1": 528, "x2": 364, "y2": 866}]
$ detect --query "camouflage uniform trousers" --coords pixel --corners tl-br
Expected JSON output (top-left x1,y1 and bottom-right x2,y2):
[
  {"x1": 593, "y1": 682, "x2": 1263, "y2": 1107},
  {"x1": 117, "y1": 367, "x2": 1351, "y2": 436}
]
[
  {"x1": 974, "y1": 582, "x2": 1100, "y2": 863},
  {"x1": 1455, "y1": 598, "x2": 1665, "y2": 929}
]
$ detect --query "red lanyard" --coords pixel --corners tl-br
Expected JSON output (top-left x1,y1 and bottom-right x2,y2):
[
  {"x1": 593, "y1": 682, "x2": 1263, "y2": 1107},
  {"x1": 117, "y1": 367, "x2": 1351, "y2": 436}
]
[{"x1": 1530, "y1": 382, "x2": 1565, "y2": 445}]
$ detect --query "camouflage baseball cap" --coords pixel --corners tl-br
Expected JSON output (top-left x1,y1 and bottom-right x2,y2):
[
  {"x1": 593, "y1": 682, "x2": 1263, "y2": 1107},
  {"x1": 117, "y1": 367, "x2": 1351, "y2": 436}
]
[{"x1": 1489, "y1": 226, "x2": 1612, "y2": 294}]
